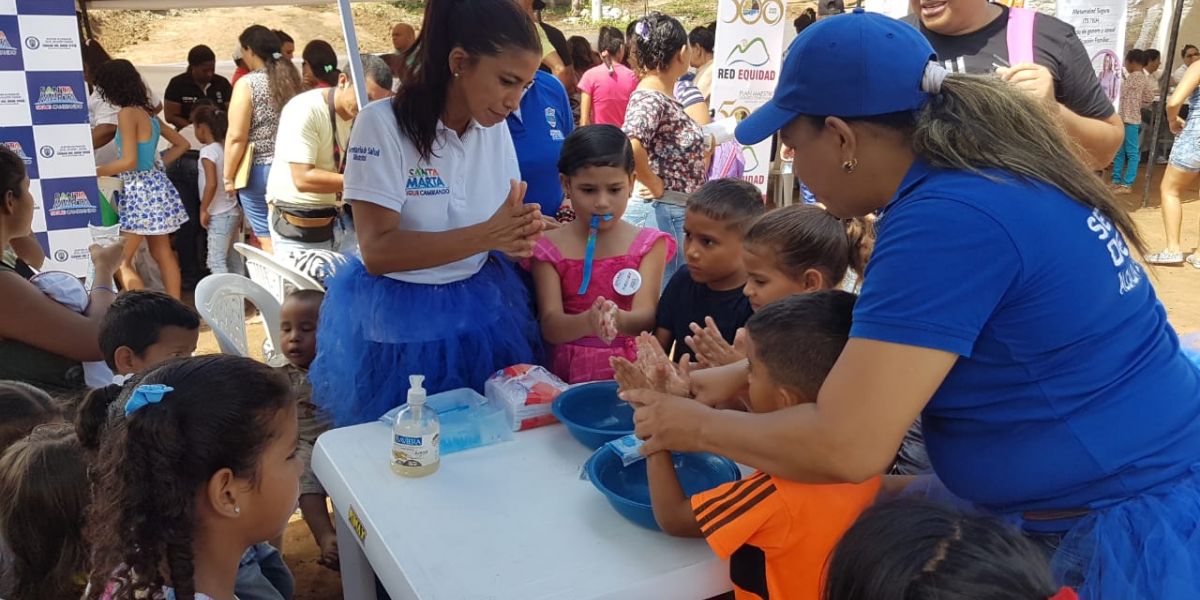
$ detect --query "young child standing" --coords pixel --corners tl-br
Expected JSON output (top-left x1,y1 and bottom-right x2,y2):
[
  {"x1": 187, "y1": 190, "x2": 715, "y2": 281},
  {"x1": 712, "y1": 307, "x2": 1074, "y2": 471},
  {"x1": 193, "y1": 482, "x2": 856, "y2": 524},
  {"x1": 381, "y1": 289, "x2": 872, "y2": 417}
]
[
  {"x1": 528, "y1": 125, "x2": 674, "y2": 384},
  {"x1": 1113, "y1": 49, "x2": 1157, "y2": 192},
  {"x1": 654, "y1": 178, "x2": 764, "y2": 363},
  {"x1": 277, "y1": 290, "x2": 337, "y2": 569},
  {"x1": 645, "y1": 291, "x2": 881, "y2": 600},
  {"x1": 684, "y1": 204, "x2": 871, "y2": 366},
  {"x1": 84, "y1": 355, "x2": 301, "y2": 600},
  {"x1": 193, "y1": 105, "x2": 244, "y2": 275}
]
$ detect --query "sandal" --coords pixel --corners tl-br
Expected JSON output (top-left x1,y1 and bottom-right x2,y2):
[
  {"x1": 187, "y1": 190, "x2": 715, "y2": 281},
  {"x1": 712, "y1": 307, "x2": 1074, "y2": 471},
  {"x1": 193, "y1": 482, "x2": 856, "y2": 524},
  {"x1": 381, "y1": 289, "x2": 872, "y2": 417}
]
[
  {"x1": 1145, "y1": 250, "x2": 1185, "y2": 265},
  {"x1": 1187, "y1": 254, "x2": 1200, "y2": 269}
]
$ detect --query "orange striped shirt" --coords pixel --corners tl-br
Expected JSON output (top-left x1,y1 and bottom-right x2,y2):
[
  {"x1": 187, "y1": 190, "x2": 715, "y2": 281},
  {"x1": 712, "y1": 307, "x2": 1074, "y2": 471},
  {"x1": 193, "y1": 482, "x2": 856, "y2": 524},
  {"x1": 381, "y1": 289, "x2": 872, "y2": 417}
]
[{"x1": 690, "y1": 471, "x2": 881, "y2": 600}]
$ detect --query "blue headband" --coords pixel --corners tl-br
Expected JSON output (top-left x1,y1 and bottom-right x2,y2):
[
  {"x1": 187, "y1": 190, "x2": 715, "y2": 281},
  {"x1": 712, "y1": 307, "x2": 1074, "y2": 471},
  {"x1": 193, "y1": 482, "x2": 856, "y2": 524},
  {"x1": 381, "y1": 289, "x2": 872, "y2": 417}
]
[{"x1": 124, "y1": 384, "x2": 174, "y2": 417}]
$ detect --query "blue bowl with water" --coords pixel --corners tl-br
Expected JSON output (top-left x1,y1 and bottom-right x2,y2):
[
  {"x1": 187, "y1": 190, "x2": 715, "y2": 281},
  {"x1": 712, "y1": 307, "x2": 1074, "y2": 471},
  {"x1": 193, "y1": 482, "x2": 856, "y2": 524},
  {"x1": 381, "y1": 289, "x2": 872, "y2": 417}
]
[
  {"x1": 585, "y1": 445, "x2": 742, "y2": 531},
  {"x1": 552, "y1": 381, "x2": 634, "y2": 449}
]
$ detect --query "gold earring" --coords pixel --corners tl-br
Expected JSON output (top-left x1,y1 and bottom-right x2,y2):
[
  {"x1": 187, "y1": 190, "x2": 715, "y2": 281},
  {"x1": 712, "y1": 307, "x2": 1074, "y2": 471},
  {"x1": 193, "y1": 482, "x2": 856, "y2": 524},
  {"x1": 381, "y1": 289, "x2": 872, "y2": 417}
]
[{"x1": 842, "y1": 158, "x2": 858, "y2": 173}]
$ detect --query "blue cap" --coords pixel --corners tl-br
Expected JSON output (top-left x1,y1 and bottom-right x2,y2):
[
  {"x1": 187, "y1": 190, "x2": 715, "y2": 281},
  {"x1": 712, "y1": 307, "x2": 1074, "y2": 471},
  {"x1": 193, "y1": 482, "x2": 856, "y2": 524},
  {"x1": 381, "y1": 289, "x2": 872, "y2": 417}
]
[{"x1": 736, "y1": 9, "x2": 938, "y2": 145}]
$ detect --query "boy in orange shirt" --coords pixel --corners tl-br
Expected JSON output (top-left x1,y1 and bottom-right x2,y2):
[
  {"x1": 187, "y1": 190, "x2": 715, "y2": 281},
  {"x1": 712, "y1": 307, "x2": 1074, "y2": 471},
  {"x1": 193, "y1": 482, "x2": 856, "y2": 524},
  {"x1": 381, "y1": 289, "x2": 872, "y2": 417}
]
[{"x1": 646, "y1": 290, "x2": 881, "y2": 600}]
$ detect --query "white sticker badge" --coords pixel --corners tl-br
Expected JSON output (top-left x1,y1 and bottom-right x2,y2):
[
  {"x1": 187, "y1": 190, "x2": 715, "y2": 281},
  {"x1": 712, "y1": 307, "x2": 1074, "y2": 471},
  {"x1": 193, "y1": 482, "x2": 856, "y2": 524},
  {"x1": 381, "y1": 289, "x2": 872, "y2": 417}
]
[{"x1": 613, "y1": 268, "x2": 642, "y2": 296}]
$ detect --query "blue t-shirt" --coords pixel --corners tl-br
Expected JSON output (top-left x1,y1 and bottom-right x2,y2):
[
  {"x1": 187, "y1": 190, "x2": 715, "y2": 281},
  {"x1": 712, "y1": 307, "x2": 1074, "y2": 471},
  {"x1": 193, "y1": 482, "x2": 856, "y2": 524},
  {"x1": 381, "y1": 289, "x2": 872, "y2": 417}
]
[
  {"x1": 507, "y1": 70, "x2": 573, "y2": 216},
  {"x1": 852, "y1": 160, "x2": 1200, "y2": 515}
]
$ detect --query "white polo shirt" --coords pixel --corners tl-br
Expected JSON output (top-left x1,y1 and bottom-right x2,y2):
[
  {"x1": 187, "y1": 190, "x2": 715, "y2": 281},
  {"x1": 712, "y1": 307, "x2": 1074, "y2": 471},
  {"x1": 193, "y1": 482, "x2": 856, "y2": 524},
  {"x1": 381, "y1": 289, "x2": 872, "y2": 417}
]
[{"x1": 343, "y1": 100, "x2": 520, "y2": 285}]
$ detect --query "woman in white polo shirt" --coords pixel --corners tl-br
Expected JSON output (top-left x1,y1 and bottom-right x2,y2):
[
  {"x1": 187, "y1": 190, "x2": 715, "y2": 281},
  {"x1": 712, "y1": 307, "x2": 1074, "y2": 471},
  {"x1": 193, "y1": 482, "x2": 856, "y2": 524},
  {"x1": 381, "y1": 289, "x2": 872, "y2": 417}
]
[{"x1": 309, "y1": 0, "x2": 548, "y2": 427}]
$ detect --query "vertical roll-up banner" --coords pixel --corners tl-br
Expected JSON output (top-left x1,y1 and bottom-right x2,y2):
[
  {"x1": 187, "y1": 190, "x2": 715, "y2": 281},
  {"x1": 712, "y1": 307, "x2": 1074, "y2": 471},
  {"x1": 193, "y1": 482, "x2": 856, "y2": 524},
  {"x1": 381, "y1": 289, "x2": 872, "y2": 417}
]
[
  {"x1": 0, "y1": 0, "x2": 99, "y2": 276},
  {"x1": 1057, "y1": 0, "x2": 1127, "y2": 111},
  {"x1": 710, "y1": 0, "x2": 789, "y2": 193}
]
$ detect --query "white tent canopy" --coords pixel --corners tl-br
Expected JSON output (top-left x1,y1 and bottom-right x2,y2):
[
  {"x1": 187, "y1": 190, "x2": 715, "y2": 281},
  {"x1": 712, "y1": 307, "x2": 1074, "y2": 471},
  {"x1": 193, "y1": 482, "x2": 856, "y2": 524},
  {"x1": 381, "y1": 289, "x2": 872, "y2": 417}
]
[{"x1": 79, "y1": 0, "x2": 371, "y2": 10}]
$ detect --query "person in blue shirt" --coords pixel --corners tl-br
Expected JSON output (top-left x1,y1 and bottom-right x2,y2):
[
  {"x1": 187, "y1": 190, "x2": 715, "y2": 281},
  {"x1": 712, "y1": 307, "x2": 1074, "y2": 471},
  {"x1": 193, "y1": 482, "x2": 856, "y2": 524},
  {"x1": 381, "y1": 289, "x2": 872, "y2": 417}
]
[
  {"x1": 508, "y1": 69, "x2": 574, "y2": 217},
  {"x1": 622, "y1": 10, "x2": 1200, "y2": 599}
]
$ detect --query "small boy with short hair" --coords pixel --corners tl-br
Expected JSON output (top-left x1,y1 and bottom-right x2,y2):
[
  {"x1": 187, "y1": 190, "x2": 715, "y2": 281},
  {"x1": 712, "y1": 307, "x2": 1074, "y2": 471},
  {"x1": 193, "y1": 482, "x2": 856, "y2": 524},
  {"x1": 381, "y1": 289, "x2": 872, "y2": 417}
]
[
  {"x1": 655, "y1": 178, "x2": 764, "y2": 362},
  {"x1": 647, "y1": 291, "x2": 881, "y2": 600},
  {"x1": 98, "y1": 290, "x2": 201, "y2": 378},
  {"x1": 277, "y1": 289, "x2": 338, "y2": 570}
]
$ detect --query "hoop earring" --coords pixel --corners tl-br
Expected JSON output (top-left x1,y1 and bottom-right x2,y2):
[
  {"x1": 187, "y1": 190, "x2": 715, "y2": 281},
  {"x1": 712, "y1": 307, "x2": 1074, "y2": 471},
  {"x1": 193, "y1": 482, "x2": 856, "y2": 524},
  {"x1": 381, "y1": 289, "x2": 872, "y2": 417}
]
[{"x1": 842, "y1": 158, "x2": 858, "y2": 174}]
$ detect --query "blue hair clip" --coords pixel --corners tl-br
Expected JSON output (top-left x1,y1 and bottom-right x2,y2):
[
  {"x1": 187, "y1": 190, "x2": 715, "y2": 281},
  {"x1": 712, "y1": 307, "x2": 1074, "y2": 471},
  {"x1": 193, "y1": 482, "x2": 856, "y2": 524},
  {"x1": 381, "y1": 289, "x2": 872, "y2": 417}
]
[
  {"x1": 634, "y1": 20, "x2": 650, "y2": 41},
  {"x1": 124, "y1": 384, "x2": 174, "y2": 417}
]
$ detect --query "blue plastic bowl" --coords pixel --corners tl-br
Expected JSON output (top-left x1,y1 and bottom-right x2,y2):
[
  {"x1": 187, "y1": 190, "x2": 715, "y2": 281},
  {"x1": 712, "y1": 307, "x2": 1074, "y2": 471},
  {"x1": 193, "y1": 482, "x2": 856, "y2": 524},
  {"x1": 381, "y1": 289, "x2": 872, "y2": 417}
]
[
  {"x1": 552, "y1": 381, "x2": 634, "y2": 449},
  {"x1": 585, "y1": 445, "x2": 742, "y2": 531}
]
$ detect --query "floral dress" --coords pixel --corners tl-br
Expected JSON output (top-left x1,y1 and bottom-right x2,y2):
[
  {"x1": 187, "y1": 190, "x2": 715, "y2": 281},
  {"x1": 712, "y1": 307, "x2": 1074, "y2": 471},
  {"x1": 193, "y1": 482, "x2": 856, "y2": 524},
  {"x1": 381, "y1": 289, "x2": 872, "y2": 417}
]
[{"x1": 621, "y1": 89, "x2": 707, "y2": 195}]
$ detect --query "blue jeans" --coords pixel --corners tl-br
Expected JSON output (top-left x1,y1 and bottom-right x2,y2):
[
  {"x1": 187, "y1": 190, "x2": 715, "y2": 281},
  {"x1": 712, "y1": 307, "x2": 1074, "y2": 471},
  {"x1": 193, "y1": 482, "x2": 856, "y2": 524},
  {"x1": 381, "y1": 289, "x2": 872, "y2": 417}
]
[
  {"x1": 239, "y1": 164, "x2": 272, "y2": 237},
  {"x1": 207, "y1": 206, "x2": 243, "y2": 274},
  {"x1": 236, "y1": 543, "x2": 294, "y2": 600},
  {"x1": 622, "y1": 199, "x2": 686, "y2": 284},
  {"x1": 1112, "y1": 123, "x2": 1141, "y2": 186}
]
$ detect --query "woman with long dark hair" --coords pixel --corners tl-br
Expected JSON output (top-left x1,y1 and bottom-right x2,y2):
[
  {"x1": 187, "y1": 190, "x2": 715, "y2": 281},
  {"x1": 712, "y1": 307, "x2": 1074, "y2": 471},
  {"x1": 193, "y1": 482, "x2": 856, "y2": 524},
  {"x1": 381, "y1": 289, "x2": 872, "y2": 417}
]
[
  {"x1": 308, "y1": 0, "x2": 547, "y2": 427},
  {"x1": 626, "y1": 12, "x2": 1200, "y2": 599},
  {"x1": 579, "y1": 26, "x2": 638, "y2": 127},
  {"x1": 223, "y1": 25, "x2": 303, "y2": 254},
  {"x1": 94, "y1": 59, "x2": 191, "y2": 299}
]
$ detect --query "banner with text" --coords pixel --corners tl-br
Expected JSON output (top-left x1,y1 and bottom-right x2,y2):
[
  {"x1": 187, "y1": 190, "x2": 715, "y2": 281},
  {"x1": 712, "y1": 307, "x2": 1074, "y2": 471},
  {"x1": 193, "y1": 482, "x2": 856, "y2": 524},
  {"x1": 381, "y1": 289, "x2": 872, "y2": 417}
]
[
  {"x1": 710, "y1": 0, "x2": 788, "y2": 193},
  {"x1": 0, "y1": 0, "x2": 98, "y2": 276},
  {"x1": 1057, "y1": 0, "x2": 1127, "y2": 111}
]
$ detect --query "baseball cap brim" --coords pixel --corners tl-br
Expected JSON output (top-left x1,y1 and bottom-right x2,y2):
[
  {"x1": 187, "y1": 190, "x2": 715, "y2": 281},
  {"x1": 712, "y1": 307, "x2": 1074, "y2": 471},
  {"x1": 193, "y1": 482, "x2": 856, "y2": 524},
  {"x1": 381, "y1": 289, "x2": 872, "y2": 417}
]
[{"x1": 735, "y1": 99, "x2": 801, "y2": 145}]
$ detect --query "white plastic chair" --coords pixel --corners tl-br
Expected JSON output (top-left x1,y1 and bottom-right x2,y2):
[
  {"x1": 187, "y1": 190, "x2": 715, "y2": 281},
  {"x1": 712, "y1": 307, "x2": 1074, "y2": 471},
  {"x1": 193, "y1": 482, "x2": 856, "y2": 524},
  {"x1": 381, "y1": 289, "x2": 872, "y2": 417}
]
[
  {"x1": 194, "y1": 273, "x2": 286, "y2": 366},
  {"x1": 234, "y1": 242, "x2": 324, "y2": 305}
]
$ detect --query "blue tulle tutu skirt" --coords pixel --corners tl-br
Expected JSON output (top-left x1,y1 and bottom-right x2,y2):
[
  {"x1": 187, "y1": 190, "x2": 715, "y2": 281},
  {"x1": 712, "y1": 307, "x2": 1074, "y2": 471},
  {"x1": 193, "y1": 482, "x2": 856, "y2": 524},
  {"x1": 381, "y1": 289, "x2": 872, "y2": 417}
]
[{"x1": 309, "y1": 255, "x2": 541, "y2": 426}]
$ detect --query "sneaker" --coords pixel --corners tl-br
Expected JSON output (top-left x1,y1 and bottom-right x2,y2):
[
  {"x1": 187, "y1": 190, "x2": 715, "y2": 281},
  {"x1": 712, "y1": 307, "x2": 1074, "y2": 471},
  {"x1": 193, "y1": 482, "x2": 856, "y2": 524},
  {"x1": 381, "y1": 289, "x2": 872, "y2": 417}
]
[
  {"x1": 1145, "y1": 250, "x2": 1185, "y2": 265},
  {"x1": 1186, "y1": 254, "x2": 1200, "y2": 269}
]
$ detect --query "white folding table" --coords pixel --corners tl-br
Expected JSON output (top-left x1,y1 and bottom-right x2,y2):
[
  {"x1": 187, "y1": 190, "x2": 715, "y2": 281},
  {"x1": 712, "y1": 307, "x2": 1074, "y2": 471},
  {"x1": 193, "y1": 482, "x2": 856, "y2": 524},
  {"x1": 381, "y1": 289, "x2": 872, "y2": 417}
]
[{"x1": 313, "y1": 422, "x2": 734, "y2": 600}]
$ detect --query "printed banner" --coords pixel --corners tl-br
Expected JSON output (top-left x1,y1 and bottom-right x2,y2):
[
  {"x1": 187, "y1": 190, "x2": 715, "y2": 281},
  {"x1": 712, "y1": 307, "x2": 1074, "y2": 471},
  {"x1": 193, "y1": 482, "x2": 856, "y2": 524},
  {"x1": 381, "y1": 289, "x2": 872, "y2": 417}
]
[
  {"x1": 710, "y1": 0, "x2": 789, "y2": 193},
  {"x1": 1057, "y1": 0, "x2": 1127, "y2": 111},
  {"x1": 0, "y1": 0, "x2": 98, "y2": 276}
]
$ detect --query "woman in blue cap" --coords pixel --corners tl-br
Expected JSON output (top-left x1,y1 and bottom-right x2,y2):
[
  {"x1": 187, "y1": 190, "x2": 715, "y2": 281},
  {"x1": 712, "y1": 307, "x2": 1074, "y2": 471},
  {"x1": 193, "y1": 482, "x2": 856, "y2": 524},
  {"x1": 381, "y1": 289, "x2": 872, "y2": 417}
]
[{"x1": 623, "y1": 9, "x2": 1200, "y2": 598}]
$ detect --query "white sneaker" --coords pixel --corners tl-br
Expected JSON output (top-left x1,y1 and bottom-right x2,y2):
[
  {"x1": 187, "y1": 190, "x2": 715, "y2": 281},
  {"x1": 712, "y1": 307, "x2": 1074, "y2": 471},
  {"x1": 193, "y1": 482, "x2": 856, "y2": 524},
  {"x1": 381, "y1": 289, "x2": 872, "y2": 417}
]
[{"x1": 1146, "y1": 250, "x2": 1185, "y2": 265}]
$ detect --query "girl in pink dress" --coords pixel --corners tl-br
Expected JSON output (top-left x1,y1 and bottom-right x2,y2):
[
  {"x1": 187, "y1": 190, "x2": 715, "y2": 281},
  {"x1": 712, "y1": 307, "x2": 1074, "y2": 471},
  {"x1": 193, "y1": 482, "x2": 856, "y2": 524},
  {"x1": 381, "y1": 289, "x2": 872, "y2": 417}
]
[{"x1": 528, "y1": 125, "x2": 674, "y2": 383}]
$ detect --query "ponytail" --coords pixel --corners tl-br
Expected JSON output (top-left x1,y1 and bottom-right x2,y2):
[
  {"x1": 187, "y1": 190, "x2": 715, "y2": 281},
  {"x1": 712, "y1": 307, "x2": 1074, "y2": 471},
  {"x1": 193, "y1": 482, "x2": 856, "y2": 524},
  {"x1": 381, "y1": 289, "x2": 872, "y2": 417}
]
[
  {"x1": 394, "y1": 0, "x2": 540, "y2": 160},
  {"x1": 904, "y1": 75, "x2": 1143, "y2": 254},
  {"x1": 744, "y1": 204, "x2": 869, "y2": 288},
  {"x1": 238, "y1": 25, "x2": 303, "y2": 113},
  {"x1": 75, "y1": 383, "x2": 124, "y2": 454},
  {"x1": 597, "y1": 25, "x2": 625, "y2": 74}
]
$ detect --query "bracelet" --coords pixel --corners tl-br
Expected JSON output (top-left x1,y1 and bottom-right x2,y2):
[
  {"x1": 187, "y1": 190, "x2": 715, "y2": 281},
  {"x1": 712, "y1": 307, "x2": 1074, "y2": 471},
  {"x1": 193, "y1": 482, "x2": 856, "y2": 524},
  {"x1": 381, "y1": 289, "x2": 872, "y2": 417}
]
[{"x1": 91, "y1": 285, "x2": 117, "y2": 294}]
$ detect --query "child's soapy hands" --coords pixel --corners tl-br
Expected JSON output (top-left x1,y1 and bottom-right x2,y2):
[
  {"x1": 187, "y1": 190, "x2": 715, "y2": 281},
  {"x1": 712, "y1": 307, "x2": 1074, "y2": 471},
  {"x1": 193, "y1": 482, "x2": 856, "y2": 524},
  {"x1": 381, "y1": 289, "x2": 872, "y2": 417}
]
[
  {"x1": 610, "y1": 333, "x2": 692, "y2": 396},
  {"x1": 685, "y1": 318, "x2": 747, "y2": 368},
  {"x1": 587, "y1": 296, "x2": 620, "y2": 344}
]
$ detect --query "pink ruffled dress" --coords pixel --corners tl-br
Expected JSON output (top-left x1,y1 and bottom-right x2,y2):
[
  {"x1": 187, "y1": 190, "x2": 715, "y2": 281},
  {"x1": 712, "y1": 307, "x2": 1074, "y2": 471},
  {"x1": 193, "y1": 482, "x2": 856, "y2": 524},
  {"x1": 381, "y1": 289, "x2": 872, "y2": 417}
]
[{"x1": 531, "y1": 228, "x2": 676, "y2": 384}]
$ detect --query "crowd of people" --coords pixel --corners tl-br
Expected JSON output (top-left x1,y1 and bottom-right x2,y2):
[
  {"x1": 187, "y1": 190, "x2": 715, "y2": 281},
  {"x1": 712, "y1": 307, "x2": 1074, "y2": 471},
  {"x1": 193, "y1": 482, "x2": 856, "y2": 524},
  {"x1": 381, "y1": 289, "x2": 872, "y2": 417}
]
[{"x1": 1, "y1": 0, "x2": 1200, "y2": 599}]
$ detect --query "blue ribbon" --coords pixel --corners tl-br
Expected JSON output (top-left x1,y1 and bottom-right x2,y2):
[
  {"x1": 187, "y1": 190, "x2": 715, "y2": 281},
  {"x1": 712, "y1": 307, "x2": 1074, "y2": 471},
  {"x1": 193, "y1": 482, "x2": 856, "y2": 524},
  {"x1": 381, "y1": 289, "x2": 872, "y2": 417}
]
[
  {"x1": 577, "y1": 214, "x2": 613, "y2": 295},
  {"x1": 124, "y1": 384, "x2": 174, "y2": 417}
]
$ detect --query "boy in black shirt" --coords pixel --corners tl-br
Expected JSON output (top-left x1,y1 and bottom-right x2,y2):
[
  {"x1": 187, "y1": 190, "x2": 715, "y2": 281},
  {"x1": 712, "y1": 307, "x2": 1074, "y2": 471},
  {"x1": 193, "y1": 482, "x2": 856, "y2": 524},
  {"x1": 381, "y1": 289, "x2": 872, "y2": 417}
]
[{"x1": 655, "y1": 179, "x2": 765, "y2": 362}]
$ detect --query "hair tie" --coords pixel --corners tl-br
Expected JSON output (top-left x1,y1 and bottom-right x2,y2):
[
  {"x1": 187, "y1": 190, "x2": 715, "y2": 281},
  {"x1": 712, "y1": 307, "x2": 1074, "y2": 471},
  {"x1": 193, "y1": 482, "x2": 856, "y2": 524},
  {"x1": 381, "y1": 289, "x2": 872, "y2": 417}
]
[
  {"x1": 922, "y1": 61, "x2": 948, "y2": 94},
  {"x1": 323, "y1": 64, "x2": 334, "y2": 73},
  {"x1": 1049, "y1": 588, "x2": 1079, "y2": 600},
  {"x1": 272, "y1": 52, "x2": 283, "y2": 60},
  {"x1": 634, "y1": 21, "x2": 650, "y2": 41},
  {"x1": 124, "y1": 384, "x2": 174, "y2": 417}
]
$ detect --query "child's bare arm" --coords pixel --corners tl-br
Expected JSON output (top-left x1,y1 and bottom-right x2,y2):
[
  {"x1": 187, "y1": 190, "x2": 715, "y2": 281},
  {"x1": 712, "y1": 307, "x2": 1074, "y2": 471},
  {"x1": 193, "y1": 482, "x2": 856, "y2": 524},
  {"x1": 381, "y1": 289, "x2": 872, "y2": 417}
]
[
  {"x1": 648, "y1": 452, "x2": 703, "y2": 537},
  {"x1": 532, "y1": 260, "x2": 601, "y2": 344},
  {"x1": 689, "y1": 361, "x2": 750, "y2": 408}
]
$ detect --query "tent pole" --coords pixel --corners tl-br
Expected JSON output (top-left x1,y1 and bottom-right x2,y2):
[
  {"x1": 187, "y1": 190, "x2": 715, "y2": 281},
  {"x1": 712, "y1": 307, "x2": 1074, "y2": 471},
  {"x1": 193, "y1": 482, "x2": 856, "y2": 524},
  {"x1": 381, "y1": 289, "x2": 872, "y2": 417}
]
[
  {"x1": 335, "y1": 0, "x2": 368, "y2": 110},
  {"x1": 1142, "y1": 0, "x2": 1187, "y2": 208}
]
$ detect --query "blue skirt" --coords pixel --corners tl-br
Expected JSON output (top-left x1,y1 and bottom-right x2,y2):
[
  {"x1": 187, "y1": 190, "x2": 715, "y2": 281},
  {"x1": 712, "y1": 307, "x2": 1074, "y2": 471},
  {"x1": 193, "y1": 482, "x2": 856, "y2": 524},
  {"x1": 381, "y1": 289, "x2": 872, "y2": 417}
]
[{"x1": 309, "y1": 255, "x2": 541, "y2": 427}]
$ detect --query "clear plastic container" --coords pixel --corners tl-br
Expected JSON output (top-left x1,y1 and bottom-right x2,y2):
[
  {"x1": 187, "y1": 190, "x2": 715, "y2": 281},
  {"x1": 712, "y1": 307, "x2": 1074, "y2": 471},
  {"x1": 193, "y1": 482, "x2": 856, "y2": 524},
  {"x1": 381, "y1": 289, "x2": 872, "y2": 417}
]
[{"x1": 381, "y1": 387, "x2": 513, "y2": 456}]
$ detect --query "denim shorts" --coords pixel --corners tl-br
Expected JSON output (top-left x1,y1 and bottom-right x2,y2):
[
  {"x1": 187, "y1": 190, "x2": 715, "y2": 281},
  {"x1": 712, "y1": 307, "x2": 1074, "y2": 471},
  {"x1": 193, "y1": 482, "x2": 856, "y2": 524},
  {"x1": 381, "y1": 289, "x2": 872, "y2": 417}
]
[{"x1": 1169, "y1": 129, "x2": 1200, "y2": 173}]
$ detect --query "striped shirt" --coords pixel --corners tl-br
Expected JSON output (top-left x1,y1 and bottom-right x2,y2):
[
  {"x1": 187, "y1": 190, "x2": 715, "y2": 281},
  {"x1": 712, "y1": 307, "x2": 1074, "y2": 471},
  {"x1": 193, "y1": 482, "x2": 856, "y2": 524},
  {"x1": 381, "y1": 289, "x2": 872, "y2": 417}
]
[{"x1": 690, "y1": 471, "x2": 880, "y2": 600}]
